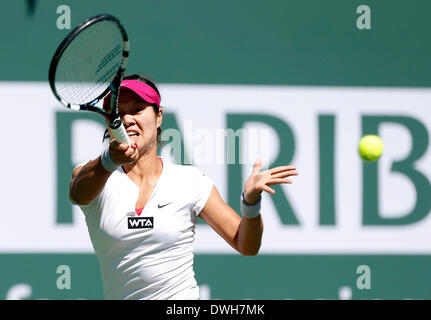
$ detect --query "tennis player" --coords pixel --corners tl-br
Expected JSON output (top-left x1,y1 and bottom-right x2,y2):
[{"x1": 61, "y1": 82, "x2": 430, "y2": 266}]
[{"x1": 69, "y1": 74, "x2": 299, "y2": 300}]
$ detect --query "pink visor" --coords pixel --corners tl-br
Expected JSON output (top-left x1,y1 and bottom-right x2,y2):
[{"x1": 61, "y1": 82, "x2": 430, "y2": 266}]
[{"x1": 104, "y1": 80, "x2": 161, "y2": 108}]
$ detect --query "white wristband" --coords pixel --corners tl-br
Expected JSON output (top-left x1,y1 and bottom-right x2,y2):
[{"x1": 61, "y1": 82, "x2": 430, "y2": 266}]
[
  {"x1": 240, "y1": 192, "x2": 261, "y2": 218},
  {"x1": 100, "y1": 145, "x2": 119, "y2": 172}
]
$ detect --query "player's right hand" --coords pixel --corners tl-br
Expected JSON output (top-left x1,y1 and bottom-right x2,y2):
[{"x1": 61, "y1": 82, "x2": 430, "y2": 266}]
[{"x1": 109, "y1": 140, "x2": 139, "y2": 165}]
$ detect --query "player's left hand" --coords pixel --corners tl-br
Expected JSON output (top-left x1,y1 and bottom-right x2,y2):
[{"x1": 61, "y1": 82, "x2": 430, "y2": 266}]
[{"x1": 243, "y1": 158, "x2": 299, "y2": 205}]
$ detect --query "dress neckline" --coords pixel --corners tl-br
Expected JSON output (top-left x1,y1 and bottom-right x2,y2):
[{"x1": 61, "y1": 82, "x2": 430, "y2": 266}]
[{"x1": 133, "y1": 157, "x2": 164, "y2": 214}]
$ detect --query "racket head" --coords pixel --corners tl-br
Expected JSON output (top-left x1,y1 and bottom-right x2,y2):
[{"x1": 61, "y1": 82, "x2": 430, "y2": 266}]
[{"x1": 48, "y1": 14, "x2": 129, "y2": 117}]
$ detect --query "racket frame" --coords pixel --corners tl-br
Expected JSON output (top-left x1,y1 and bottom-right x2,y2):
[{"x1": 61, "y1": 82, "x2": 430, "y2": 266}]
[{"x1": 48, "y1": 14, "x2": 131, "y2": 145}]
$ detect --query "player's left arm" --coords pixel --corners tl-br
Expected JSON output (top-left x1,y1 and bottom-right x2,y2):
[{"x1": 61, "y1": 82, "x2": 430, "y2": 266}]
[{"x1": 199, "y1": 158, "x2": 298, "y2": 256}]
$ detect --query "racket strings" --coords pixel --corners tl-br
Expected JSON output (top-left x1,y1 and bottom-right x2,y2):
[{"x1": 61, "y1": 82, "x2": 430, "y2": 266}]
[
  {"x1": 56, "y1": 23, "x2": 104, "y2": 98},
  {"x1": 54, "y1": 20, "x2": 124, "y2": 105},
  {"x1": 57, "y1": 25, "x2": 120, "y2": 102},
  {"x1": 57, "y1": 22, "x2": 119, "y2": 94}
]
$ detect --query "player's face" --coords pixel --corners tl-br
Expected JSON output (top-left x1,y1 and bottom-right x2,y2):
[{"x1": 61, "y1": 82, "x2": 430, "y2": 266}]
[{"x1": 118, "y1": 90, "x2": 162, "y2": 152}]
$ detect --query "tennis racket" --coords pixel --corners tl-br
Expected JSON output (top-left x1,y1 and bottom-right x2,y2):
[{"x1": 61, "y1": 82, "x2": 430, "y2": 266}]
[{"x1": 49, "y1": 14, "x2": 131, "y2": 145}]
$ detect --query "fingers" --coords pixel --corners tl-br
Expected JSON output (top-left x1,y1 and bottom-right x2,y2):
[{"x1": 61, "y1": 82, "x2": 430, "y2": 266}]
[
  {"x1": 262, "y1": 185, "x2": 275, "y2": 194},
  {"x1": 124, "y1": 144, "x2": 137, "y2": 157},
  {"x1": 244, "y1": 163, "x2": 299, "y2": 198},
  {"x1": 269, "y1": 165, "x2": 297, "y2": 175},
  {"x1": 110, "y1": 140, "x2": 139, "y2": 164},
  {"x1": 270, "y1": 170, "x2": 299, "y2": 179},
  {"x1": 267, "y1": 178, "x2": 294, "y2": 185},
  {"x1": 112, "y1": 141, "x2": 130, "y2": 152},
  {"x1": 252, "y1": 157, "x2": 263, "y2": 174}
]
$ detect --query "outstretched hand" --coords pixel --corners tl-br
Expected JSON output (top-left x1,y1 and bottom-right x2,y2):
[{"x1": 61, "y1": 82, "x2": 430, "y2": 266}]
[{"x1": 243, "y1": 158, "x2": 299, "y2": 205}]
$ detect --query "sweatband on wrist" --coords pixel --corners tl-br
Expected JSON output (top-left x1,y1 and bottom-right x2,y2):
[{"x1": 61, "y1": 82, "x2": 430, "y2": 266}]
[
  {"x1": 240, "y1": 192, "x2": 262, "y2": 218},
  {"x1": 100, "y1": 146, "x2": 119, "y2": 172}
]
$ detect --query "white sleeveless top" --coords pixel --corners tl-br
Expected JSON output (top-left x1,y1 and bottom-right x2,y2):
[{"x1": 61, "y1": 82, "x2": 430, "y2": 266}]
[{"x1": 76, "y1": 157, "x2": 213, "y2": 299}]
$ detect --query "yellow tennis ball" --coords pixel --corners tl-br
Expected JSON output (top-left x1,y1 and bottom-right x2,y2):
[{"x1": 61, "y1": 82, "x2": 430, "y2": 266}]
[{"x1": 359, "y1": 135, "x2": 383, "y2": 162}]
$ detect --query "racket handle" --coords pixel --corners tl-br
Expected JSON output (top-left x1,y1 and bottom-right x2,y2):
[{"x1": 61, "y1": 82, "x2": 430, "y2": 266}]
[{"x1": 109, "y1": 119, "x2": 131, "y2": 146}]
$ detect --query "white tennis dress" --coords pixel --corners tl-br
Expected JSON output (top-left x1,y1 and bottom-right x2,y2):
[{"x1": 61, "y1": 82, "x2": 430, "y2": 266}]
[{"x1": 76, "y1": 157, "x2": 213, "y2": 300}]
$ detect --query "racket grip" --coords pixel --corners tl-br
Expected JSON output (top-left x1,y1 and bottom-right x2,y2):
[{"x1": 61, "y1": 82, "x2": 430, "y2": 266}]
[{"x1": 109, "y1": 119, "x2": 131, "y2": 146}]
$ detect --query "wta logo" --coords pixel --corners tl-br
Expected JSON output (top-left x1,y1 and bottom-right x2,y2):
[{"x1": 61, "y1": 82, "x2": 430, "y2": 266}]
[{"x1": 128, "y1": 217, "x2": 154, "y2": 229}]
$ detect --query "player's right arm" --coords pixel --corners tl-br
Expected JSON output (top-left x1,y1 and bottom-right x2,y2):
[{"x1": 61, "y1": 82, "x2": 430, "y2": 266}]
[
  {"x1": 69, "y1": 158, "x2": 112, "y2": 205},
  {"x1": 69, "y1": 141, "x2": 138, "y2": 205}
]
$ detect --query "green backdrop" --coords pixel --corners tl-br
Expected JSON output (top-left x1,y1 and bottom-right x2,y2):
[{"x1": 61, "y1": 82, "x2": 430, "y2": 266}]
[
  {"x1": 1, "y1": 0, "x2": 430, "y2": 300},
  {"x1": 2, "y1": 0, "x2": 431, "y2": 86}
]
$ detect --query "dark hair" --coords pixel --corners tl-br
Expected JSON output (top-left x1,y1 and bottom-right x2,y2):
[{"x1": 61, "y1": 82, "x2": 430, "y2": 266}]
[{"x1": 102, "y1": 74, "x2": 163, "y2": 147}]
